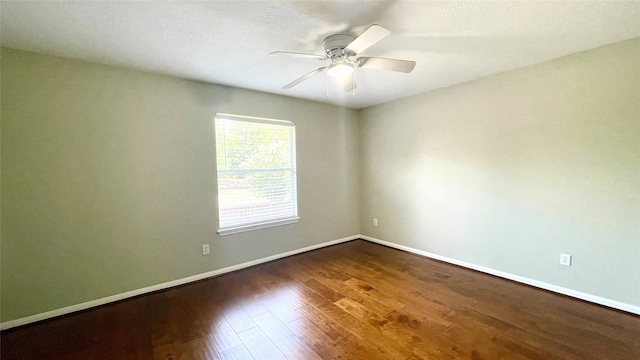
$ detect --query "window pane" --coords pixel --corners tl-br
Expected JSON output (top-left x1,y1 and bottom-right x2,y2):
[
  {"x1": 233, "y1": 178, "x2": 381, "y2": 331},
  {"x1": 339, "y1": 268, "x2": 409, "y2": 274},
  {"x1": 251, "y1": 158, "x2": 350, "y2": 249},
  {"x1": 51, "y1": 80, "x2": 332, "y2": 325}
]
[{"x1": 215, "y1": 115, "x2": 298, "y2": 231}]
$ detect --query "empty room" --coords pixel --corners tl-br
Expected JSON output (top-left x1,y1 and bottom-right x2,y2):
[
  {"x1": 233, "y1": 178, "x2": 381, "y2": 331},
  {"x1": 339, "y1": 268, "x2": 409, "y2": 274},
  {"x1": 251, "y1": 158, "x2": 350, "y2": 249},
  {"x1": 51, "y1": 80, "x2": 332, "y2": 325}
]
[{"x1": 1, "y1": 1, "x2": 639, "y2": 359}]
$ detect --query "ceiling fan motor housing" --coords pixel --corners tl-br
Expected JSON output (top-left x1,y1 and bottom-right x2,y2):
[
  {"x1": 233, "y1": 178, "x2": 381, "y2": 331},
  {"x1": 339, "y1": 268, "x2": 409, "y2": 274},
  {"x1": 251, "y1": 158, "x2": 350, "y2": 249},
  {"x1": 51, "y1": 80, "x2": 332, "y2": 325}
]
[
  {"x1": 274, "y1": 25, "x2": 415, "y2": 90},
  {"x1": 323, "y1": 34, "x2": 355, "y2": 59}
]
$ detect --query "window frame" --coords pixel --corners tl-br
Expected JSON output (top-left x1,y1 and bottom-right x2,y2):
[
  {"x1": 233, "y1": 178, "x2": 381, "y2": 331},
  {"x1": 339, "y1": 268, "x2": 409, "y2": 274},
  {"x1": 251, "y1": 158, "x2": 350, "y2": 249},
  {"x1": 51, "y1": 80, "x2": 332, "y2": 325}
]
[{"x1": 214, "y1": 113, "x2": 299, "y2": 236}]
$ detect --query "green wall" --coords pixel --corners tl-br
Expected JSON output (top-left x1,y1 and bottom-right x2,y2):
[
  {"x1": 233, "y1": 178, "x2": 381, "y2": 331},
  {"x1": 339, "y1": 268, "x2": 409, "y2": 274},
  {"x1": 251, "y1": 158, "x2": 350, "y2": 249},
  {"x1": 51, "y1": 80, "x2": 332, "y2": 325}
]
[
  {"x1": 3, "y1": 38, "x2": 639, "y2": 324},
  {"x1": 360, "y1": 39, "x2": 640, "y2": 306},
  {"x1": 0, "y1": 48, "x2": 360, "y2": 322}
]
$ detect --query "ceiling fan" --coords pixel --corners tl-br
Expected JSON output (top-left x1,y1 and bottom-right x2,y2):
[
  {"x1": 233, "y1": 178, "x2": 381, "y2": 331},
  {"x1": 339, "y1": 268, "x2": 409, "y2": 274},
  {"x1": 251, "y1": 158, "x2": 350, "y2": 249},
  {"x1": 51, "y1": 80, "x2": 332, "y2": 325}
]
[{"x1": 270, "y1": 25, "x2": 416, "y2": 92}]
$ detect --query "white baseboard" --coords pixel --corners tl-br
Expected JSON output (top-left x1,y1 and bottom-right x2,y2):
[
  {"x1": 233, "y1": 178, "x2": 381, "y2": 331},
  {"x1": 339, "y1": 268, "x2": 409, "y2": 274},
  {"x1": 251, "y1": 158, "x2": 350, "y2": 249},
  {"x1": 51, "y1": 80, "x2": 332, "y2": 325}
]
[
  {"x1": 4, "y1": 233, "x2": 636, "y2": 330},
  {"x1": 360, "y1": 235, "x2": 640, "y2": 315},
  {"x1": 0, "y1": 235, "x2": 359, "y2": 331}
]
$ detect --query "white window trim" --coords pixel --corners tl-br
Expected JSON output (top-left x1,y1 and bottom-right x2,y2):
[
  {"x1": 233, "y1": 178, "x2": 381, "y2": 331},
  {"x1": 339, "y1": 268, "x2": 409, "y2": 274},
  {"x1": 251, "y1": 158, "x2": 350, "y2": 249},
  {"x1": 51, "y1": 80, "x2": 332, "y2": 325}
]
[
  {"x1": 214, "y1": 113, "x2": 299, "y2": 236},
  {"x1": 217, "y1": 216, "x2": 300, "y2": 236},
  {"x1": 216, "y1": 113, "x2": 296, "y2": 127}
]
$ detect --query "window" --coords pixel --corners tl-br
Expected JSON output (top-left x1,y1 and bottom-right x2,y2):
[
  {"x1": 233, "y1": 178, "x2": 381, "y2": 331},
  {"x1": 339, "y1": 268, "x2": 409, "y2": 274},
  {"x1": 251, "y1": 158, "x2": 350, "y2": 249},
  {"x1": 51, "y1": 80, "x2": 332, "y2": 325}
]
[{"x1": 214, "y1": 114, "x2": 299, "y2": 235}]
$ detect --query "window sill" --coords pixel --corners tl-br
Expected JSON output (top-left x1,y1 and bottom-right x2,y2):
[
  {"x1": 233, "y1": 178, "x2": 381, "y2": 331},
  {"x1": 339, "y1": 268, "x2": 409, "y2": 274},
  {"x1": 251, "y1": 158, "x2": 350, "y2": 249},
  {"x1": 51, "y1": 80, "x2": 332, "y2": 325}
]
[{"x1": 217, "y1": 217, "x2": 300, "y2": 236}]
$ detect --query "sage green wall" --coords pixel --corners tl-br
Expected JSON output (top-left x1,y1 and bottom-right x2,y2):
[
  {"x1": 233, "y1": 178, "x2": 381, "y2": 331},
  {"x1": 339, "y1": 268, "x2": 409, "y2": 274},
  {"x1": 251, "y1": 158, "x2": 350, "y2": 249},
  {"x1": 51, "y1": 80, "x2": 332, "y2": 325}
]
[
  {"x1": 360, "y1": 38, "x2": 640, "y2": 306},
  {"x1": 0, "y1": 48, "x2": 360, "y2": 322},
  {"x1": 3, "y1": 38, "x2": 639, "y2": 324}
]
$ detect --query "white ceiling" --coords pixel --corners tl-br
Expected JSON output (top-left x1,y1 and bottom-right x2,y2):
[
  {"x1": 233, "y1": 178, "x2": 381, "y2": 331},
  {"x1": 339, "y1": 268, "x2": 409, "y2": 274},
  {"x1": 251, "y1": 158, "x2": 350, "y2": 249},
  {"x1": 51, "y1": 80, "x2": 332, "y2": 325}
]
[{"x1": 2, "y1": 1, "x2": 639, "y2": 109}]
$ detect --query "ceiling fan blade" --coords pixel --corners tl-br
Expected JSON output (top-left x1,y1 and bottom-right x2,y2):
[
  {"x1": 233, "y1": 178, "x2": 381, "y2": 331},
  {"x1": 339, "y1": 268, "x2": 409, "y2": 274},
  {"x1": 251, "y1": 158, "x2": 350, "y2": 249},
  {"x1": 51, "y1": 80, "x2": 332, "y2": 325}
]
[
  {"x1": 345, "y1": 24, "x2": 390, "y2": 55},
  {"x1": 341, "y1": 73, "x2": 356, "y2": 92},
  {"x1": 282, "y1": 66, "x2": 328, "y2": 90},
  {"x1": 356, "y1": 57, "x2": 416, "y2": 73},
  {"x1": 270, "y1": 51, "x2": 327, "y2": 60}
]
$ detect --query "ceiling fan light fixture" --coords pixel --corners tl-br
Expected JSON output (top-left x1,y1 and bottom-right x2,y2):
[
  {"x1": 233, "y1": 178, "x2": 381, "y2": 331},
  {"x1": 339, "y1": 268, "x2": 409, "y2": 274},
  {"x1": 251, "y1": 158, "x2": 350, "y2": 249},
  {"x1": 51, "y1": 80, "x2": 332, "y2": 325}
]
[
  {"x1": 327, "y1": 61, "x2": 354, "y2": 78},
  {"x1": 272, "y1": 25, "x2": 415, "y2": 91}
]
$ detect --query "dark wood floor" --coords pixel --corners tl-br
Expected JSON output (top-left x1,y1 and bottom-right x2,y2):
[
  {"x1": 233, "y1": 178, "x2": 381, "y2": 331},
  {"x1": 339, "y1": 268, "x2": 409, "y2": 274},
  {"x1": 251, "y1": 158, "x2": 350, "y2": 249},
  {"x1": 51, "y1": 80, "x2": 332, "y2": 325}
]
[{"x1": 2, "y1": 240, "x2": 639, "y2": 359}]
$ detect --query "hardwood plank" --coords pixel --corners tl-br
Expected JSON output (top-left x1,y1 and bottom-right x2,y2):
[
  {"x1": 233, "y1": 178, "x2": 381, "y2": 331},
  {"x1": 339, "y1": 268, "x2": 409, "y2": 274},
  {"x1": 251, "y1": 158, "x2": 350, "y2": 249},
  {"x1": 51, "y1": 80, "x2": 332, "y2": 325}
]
[
  {"x1": 210, "y1": 319, "x2": 243, "y2": 353},
  {"x1": 153, "y1": 343, "x2": 184, "y2": 360},
  {"x1": 219, "y1": 344, "x2": 254, "y2": 360},
  {"x1": 490, "y1": 332, "x2": 554, "y2": 360},
  {"x1": 252, "y1": 311, "x2": 323, "y2": 360},
  {"x1": 182, "y1": 336, "x2": 222, "y2": 360},
  {"x1": 312, "y1": 299, "x2": 413, "y2": 359},
  {"x1": 238, "y1": 297, "x2": 270, "y2": 318},
  {"x1": 335, "y1": 297, "x2": 457, "y2": 358},
  {"x1": 94, "y1": 301, "x2": 153, "y2": 359},
  {"x1": 2, "y1": 239, "x2": 639, "y2": 360},
  {"x1": 333, "y1": 297, "x2": 387, "y2": 329},
  {"x1": 303, "y1": 278, "x2": 346, "y2": 303},
  {"x1": 335, "y1": 334, "x2": 393, "y2": 360},
  {"x1": 236, "y1": 327, "x2": 287, "y2": 360},
  {"x1": 290, "y1": 257, "x2": 397, "y2": 317},
  {"x1": 442, "y1": 323, "x2": 531, "y2": 360},
  {"x1": 342, "y1": 271, "x2": 452, "y2": 319},
  {"x1": 286, "y1": 317, "x2": 350, "y2": 360},
  {"x1": 291, "y1": 305, "x2": 351, "y2": 343},
  {"x1": 222, "y1": 305, "x2": 257, "y2": 334},
  {"x1": 258, "y1": 292, "x2": 303, "y2": 325}
]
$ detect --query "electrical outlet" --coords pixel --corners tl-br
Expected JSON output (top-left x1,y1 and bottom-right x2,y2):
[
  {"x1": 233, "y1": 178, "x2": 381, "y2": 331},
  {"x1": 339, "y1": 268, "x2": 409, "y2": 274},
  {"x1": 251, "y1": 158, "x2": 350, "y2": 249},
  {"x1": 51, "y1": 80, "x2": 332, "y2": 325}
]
[
  {"x1": 560, "y1": 253, "x2": 571, "y2": 266},
  {"x1": 202, "y1": 244, "x2": 210, "y2": 256},
  {"x1": 373, "y1": 218, "x2": 378, "y2": 227}
]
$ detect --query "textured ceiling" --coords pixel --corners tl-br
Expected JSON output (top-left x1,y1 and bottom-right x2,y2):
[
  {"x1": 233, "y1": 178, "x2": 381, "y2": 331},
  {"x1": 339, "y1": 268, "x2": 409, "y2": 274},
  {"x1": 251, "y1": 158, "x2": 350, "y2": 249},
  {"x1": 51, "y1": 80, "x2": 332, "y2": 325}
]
[{"x1": 2, "y1": 1, "x2": 639, "y2": 109}]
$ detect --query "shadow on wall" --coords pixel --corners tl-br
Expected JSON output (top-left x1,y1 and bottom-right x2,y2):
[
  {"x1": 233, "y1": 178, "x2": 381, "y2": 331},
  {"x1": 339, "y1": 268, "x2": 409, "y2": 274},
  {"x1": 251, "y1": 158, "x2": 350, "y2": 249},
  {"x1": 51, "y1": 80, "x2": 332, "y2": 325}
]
[{"x1": 186, "y1": 81, "x2": 236, "y2": 106}]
